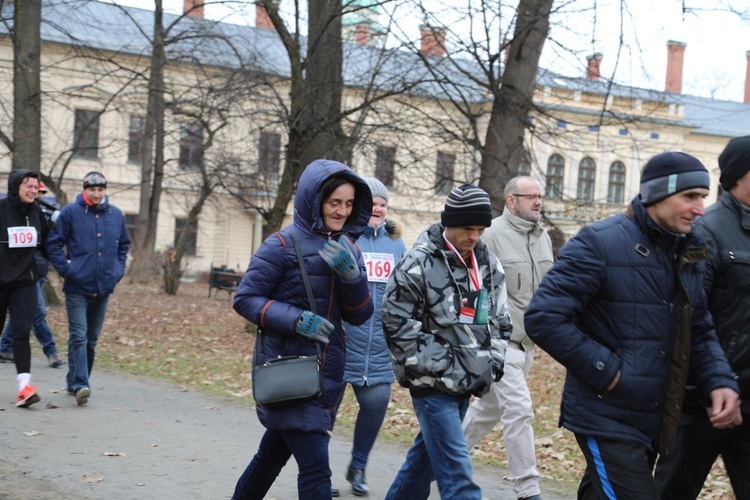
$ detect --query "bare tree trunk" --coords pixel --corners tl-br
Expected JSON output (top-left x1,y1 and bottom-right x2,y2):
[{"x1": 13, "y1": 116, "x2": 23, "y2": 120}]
[
  {"x1": 163, "y1": 186, "x2": 211, "y2": 295},
  {"x1": 131, "y1": 0, "x2": 167, "y2": 280},
  {"x1": 479, "y1": 0, "x2": 553, "y2": 215},
  {"x1": 261, "y1": 0, "x2": 347, "y2": 238},
  {"x1": 12, "y1": 0, "x2": 42, "y2": 172}
]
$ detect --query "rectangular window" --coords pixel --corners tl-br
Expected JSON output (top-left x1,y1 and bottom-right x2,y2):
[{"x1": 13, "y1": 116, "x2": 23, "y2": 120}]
[
  {"x1": 375, "y1": 146, "x2": 396, "y2": 188},
  {"x1": 588, "y1": 125, "x2": 599, "y2": 132},
  {"x1": 258, "y1": 132, "x2": 281, "y2": 187},
  {"x1": 650, "y1": 132, "x2": 660, "y2": 140},
  {"x1": 174, "y1": 218, "x2": 198, "y2": 256},
  {"x1": 619, "y1": 129, "x2": 628, "y2": 136},
  {"x1": 179, "y1": 123, "x2": 204, "y2": 169},
  {"x1": 557, "y1": 120, "x2": 567, "y2": 128},
  {"x1": 435, "y1": 152, "x2": 455, "y2": 195},
  {"x1": 73, "y1": 109, "x2": 100, "y2": 159},
  {"x1": 128, "y1": 116, "x2": 146, "y2": 164}
]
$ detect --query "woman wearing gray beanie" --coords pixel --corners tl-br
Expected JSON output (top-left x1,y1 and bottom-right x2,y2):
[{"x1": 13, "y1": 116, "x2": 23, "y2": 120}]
[{"x1": 338, "y1": 177, "x2": 406, "y2": 497}]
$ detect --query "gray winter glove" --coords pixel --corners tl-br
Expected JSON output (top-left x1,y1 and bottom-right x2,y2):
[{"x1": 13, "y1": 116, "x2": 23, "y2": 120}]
[
  {"x1": 318, "y1": 239, "x2": 359, "y2": 281},
  {"x1": 295, "y1": 311, "x2": 333, "y2": 344}
]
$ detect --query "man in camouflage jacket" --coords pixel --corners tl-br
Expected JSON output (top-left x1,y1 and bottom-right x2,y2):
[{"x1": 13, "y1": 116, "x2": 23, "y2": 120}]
[{"x1": 382, "y1": 184, "x2": 511, "y2": 500}]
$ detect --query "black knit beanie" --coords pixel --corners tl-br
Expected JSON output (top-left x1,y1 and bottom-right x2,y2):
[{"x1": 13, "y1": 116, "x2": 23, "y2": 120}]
[
  {"x1": 640, "y1": 152, "x2": 710, "y2": 206},
  {"x1": 719, "y1": 136, "x2": 750, "y2": 191},
  {"x1": 441, "y1": 183, "x2": 493, "y2": 227}
]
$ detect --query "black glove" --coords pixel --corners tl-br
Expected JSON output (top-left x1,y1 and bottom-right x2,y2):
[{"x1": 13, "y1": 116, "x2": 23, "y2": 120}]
[{"x1": 492, "y1": 359, "x2": 505, "y2": 382}]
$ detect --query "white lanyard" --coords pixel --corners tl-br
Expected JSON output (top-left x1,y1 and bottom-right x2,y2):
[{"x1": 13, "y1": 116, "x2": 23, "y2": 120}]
[{"x1": 443, "y1": 231, "x2": 481, "y2": 292}]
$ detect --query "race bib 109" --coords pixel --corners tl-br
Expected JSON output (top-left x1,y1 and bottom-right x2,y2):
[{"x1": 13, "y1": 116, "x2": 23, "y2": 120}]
[
  {"x1": 362, "y1": 252, "x2": 394, "y2": 283},
  {"x1": 7, "y1": 226, "x2": 38, "y2": 248}
]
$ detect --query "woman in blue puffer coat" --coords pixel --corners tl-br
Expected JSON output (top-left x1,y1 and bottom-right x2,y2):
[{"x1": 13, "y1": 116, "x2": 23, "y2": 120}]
[
  {"x1": 340, "y1": 178, "x2": 406, "y2": 497},
  {"x1": 232, "y1": 159, "x2": 374, "y2": 500}
]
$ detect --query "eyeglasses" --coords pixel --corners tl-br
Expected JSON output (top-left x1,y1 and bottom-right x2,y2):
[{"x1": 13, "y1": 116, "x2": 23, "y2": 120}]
[{"x1": 511, "y1": 194, "x2": 544, "y2": 201}]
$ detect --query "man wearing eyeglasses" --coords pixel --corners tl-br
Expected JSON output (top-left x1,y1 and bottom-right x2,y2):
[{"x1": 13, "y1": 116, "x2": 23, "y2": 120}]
[
  {"x1": 461, "y1": 176, "x2": 553, "y2": 500},
  {"x1": 47, "y1": 171, "x2": 130, "y2": 406}
]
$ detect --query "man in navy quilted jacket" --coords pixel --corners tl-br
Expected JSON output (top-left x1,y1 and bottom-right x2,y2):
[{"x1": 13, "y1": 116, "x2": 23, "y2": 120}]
[
  {"x1": 47, "y1": 171, "x2": 130, "y2": 407},
  {"x1": 655, "y1": 136, "x2": 750, "y2": 499},
  {"x1": 526, "y1": 152, "x2": 741, "y2": 499}
]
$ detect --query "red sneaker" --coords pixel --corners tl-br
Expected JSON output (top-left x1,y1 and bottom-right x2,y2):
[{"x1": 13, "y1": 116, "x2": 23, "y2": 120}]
[{"x1": 16, "y1": 385, "x2": 41, "y2": 408}]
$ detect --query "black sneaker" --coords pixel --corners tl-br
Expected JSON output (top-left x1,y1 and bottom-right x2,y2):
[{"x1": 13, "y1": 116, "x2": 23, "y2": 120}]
[
  {"x1": 47, "y1": 354, "x2": 63, "y2": 368},
  {"x1": 75, "y1": 387, "x2": 90, "y2": 406},
  {"x1": 0, "y1": 351, "x2": 14, "y2": 363},
  {"x1": 331, "y1": 484, "x2": 340, "y2": 497}
]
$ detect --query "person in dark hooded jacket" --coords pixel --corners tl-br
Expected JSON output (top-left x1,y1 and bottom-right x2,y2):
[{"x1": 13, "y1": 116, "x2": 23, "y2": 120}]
[
  {"x1": 0, "y1": 169, "x2": 49, "y2": 407},
  {"x1": 232, "y1": 159, "x2": 374, "y2": 500}
]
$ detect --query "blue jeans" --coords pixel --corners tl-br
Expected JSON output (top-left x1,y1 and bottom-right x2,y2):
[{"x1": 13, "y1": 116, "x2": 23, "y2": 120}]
[
  {"x1": 0, "y1": 280, "x2": 58, "y2": 357},
  {"x1": 350, "y1": 383, "x2": 391, "y2": 469},
  {"x1": 65, "y1": 293, "x2": 110, "y2": 392},
  {"x1": 233, "y1": 428, "x2": 331, "y2": 500},
  {"x1": 386, "y1": 392, "x2": 481, "y2": 500}
]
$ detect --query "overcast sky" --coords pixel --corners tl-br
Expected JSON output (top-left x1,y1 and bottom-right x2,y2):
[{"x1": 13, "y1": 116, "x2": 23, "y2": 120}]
[{"x1": 106, "y1": 0, "x2": 750, "y2": 102}]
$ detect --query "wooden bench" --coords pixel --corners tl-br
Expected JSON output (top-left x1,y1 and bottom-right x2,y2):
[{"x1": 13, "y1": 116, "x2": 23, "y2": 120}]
[{"x1": 208, "y1": 264, "x2": 243, "y2": 299}]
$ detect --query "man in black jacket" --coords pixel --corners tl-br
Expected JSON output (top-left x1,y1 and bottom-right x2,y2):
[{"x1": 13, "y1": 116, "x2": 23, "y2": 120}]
[{"x1": 656, "y1": 136, "x2": 750, "y2": 499}]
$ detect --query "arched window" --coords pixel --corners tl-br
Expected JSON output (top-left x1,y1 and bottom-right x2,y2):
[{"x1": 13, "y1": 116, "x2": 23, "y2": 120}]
[
  {"x1": 519, "y1": 151, "x2": 531, "y2": 175},
  {"x1": 577, "y1": 157, "x2": 596, "y2": 202},
  {"x1": 546, "y1": 154, "x2": 565, "y2": 198},
  {"x1": 607, "y1": 161, "x2": 626, "y2": 204}
]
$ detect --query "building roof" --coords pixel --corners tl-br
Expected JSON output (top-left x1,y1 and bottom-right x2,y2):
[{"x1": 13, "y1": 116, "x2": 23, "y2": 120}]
[{"x1": 2, "y1": 0, "x2": 749, "y2": 138}]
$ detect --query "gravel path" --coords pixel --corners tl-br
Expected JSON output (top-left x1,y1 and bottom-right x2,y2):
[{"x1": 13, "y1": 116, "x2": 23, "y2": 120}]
[{"x1": 0, "y1": 358, "x2": 574, "y2": 499}]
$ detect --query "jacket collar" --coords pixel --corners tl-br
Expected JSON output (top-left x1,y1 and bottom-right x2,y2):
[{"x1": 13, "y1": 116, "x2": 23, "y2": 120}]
[
  {"x1": 629, "y1": 195, "x2": 702, "y2": 253},
  {"x1": 502, "y1": 206, "x2": 543, "y2": 236},
  {"x1": 720, "y1": 191, "x2": 750, "y2": 232}
]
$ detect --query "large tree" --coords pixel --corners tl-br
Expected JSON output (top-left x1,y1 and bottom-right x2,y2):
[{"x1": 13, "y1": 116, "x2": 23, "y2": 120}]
[
  {"x1": 479, "y1": 0, "x2": 553, "y2": 214},
  {"x1": 10, "y1": 0, "x2": 42, "y2": 172},
  {"x1": 130, "y1": 0, "x2": 168, "y2": 280},
  {"x1": 258, "y1": 0, "x2": 350, "y2": 236}
]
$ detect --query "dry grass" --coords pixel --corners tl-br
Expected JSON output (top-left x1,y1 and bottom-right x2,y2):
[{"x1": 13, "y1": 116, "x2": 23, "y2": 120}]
[{"x1": 41, "y1": 278, "x2": 733, "y2": 499}]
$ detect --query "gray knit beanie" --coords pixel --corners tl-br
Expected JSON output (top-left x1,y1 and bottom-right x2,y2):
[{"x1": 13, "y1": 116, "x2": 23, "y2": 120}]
[
  {"x1": 640, "y1": 152, "x2": 709, "y2": 205},
  {"x1": 364, "y1": 177, "x2": 389, "y2": 204},
  {"x1": 441, "y1": 183, "x2": 493, "y2": 227}
]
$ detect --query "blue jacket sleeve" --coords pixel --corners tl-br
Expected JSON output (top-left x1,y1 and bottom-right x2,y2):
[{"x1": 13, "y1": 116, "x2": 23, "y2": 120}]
[
  {"x1": 525, "y1": 226, "x2": 621, "y2": 394},
  {"x1": 687, "y1": 280, "x2": 739, "y2": 398},
  {"x1": 233, "y1": 235, "x2": 305, "y2": 337}
]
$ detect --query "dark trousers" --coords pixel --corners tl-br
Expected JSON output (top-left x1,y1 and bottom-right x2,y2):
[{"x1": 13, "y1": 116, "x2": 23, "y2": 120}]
[
  {"x1": 575, "y1": 434, "x2": 659, "y2": 500},
  {"x1": 0, "y1": 285, "x2": 37, "y2": 373},
  {"x1": 233, "y1": 428, "x2": 331, "y2": 500},
  {"x1": 655, "y1": 411, "x2": 750, "y2": 500}
]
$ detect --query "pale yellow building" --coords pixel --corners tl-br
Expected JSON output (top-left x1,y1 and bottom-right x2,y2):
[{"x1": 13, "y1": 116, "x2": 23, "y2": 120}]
[{"x1": 1, "y1": 1, "x2": 748, "y2": 273}]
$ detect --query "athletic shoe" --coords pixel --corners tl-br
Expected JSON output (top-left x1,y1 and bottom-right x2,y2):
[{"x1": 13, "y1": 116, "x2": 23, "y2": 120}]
[
  {"x1": 47, "y1": 354, "x2": 63, "y2": 368},
  {"x1": 0, "y1": 351, "x2": 14, "y2": 363},
  {"x1": 16, "y1": 385, "x2": 41, "y2": 408},
  {"x1": 75, "y1": 387, "x2": 90, "y2": 406}
]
